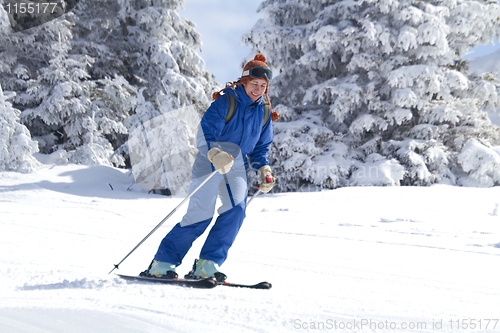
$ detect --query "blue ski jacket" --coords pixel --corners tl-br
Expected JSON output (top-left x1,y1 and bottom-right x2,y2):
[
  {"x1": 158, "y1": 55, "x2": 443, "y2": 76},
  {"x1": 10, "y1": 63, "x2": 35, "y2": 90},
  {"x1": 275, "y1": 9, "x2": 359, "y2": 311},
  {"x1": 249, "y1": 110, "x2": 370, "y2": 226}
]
[{"x1": 197, "y1": 84, "x2": 273, "y2": 172}]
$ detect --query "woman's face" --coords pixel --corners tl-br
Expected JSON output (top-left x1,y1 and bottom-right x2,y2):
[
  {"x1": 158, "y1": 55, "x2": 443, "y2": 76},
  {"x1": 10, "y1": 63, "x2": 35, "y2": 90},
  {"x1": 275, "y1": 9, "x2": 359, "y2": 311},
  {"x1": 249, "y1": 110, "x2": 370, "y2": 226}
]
[{"x1": 243, "y1": 78, "x2": 268, "y2": 102}]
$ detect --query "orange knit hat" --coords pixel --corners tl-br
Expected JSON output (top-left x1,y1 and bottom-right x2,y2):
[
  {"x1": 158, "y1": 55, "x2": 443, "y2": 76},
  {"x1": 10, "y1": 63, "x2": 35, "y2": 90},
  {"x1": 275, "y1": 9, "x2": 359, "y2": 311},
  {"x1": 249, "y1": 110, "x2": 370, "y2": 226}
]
[
  {"x1": 212, "y1": 54, "x2": 279, "y2": 122},
  {"x1": 240, "y1": 53, "x2": 269, "y2": 85}
]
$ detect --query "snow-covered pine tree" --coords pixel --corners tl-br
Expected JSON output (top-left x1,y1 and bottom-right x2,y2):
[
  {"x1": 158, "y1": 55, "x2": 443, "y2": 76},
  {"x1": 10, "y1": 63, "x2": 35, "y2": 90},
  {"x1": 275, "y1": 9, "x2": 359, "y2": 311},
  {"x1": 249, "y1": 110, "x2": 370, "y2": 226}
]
[
  {"x1": 0, "y1": 84, "x2": 40, "y2": 172},
  {"x1": 0, "y1": 4, "x2": 74, "y2": 110},
  {"x1": 1, "y1": 4, "x2": 119, "y2": 166},
  {"x1": 2, "y1": 0, "x2": 217, "y2": 172},
  {"x1": 19, "y1": 26, "x2": 115, "y2": 165},
  {"x1": 68, "y1": 0, "x2": 130, "y2": 81},
  {"x1": 64, "y1": 0, "x2": 140, "y2": 165},
  {"x1": 242, "y1": 0, "x2": 500, "y2": 189},
  {"x1": 0, "y1": 5, "x2": 94, "y2": 165},
  {"x1": 67, "y1": 0, "x2": 219, "y2": 178},
  {"x1": 106, "y1": 0, "x2": 218, "y2": 191},
  {"x1": 12, "y1": 1, "x2": 133, "y2": 167},
  {"x1": 115, "y1": 0, "x2": 217, "y2": 114}
]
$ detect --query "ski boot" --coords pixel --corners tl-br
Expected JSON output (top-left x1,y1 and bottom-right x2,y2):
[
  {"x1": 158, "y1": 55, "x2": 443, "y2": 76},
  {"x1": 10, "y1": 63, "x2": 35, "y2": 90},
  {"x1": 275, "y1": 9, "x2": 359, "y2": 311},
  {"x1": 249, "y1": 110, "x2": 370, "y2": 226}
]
[
  {"x1": 140, "y1": 260, "x2": 178, "y2": 279},
  {"x1": 185, "y1": 259, "x2": 227, "y2": 282}
]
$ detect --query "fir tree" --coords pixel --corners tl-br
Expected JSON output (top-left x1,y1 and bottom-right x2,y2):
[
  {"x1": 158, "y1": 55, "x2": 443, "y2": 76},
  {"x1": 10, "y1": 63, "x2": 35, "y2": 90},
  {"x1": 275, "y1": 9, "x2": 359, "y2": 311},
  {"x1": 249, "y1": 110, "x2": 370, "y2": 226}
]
[
  {"x1": 65, "y1": 0, "x2": 218, "y2": 178},
  {"x1": 0, "y1": 5, "x2": 74, "y2": 109},
  {"x1": 242, "y1": 0, "x2": 500, "y2": 189},
  {"x1": 1, "y1": 0, "x2": 217, "y2": 171},
  {"x1": 20, "y1": 28, "x2": 105, "y2": 162},
  {"x1": 0, "y1": 5, "x2": 116, "y2": 165},
  {"x1": 114, "y1": 0, "x2": 218, "y2": 112},
  {"x1": 0, "y1": 84, "x2": 39, "y2": 172},
  {"x1": 109, "y1": 0, "x2": 218, "y2": 190}
]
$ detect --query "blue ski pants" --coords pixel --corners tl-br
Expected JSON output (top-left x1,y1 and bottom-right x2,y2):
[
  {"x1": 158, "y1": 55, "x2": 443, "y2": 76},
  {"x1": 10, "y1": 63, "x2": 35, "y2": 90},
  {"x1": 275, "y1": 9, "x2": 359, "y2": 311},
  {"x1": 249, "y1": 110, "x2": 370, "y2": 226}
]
[{"x1": 154, "y1": 151, "x2": 248, "y2": 267}]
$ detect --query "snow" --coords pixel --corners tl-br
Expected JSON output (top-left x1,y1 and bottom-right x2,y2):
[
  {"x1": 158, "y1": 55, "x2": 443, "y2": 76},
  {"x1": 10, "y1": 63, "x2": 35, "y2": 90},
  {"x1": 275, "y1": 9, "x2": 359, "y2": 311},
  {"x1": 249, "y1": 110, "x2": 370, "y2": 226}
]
[{"x1": 1, "y1": 162, "x2": 500, "y2": 332}]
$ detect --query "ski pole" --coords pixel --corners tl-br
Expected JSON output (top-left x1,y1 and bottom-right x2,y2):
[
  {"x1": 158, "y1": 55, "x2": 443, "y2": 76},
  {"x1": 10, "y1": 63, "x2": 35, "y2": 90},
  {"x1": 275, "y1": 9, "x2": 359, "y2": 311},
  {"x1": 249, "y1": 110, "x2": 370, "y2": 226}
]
[
  {"x1": 247, "y1": 189, "x2": 261, "y2": 206},
  {"x1": 247, "y1": 174, "x2": 273, "y2": 206},
  {"x1": 109, "y1": 170, "x2": 218, "y2": 274}
]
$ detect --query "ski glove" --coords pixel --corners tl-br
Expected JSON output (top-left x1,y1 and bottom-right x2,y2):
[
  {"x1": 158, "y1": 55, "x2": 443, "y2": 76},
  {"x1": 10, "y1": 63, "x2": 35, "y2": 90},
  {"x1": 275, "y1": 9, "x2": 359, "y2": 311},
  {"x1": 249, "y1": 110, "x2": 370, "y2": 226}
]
[
  {"x1": 207, "y1": 147, "x2": 234, "y2": 174},
  {"x1": 257, "y1": 165, "x2": 275, "y2": 193}
]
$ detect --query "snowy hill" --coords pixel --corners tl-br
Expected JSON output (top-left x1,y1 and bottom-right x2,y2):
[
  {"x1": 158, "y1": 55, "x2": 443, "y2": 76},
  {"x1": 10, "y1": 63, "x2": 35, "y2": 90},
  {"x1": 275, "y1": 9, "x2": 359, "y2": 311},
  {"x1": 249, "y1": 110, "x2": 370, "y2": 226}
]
[{"x1": 1, "y1": 162, "x2": 500, "y2": 332}]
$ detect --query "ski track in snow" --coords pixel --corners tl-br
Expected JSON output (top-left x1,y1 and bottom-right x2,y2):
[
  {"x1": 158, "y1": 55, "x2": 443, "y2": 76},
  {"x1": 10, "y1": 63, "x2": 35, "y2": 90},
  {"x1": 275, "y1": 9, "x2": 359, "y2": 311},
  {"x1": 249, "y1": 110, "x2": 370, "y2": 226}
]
[{"x1": 1, "y1": 164, "x2": 500, "y2": 332}]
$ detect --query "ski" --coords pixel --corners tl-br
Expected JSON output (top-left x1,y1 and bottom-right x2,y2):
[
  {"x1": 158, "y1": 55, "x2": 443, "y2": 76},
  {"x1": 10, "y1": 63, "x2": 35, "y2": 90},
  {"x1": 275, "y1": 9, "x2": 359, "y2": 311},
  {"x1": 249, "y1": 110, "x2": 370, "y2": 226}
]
[
  {"x1": 117, "y1": 274, "x2": 271, "y2": 290},
  {"x1": 116, "y1": 274, "x2": 217, "y2": 289},
  {"x1": 218, "y1": 281, "x2": 272, "y2": 289}
]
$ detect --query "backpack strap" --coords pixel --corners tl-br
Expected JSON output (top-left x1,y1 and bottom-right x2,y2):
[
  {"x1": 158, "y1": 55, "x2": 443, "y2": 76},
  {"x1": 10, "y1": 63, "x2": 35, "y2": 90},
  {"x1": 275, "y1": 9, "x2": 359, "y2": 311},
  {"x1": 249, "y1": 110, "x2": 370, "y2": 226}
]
[
  {"x1": 262, "y1": 100, "x2": 270, "y2": 127},
  {"x1": 225, "y1": 94, "x2": 237, "y2": 124}
]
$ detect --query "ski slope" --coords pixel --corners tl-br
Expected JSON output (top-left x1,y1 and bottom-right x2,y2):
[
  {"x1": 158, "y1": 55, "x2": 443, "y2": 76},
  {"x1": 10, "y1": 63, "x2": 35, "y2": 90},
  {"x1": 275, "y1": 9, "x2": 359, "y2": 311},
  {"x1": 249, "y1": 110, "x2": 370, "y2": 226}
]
[{"x1": 1, "y1": 162, "x2": 500, "y2": 332}]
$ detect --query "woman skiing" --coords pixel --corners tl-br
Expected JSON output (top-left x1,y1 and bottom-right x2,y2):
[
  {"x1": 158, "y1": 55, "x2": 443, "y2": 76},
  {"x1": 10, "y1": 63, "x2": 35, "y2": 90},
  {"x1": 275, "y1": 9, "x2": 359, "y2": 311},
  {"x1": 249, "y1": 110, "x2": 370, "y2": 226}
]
[{"x1": 145, "y1": 54, "x2": 278, "y2": 282}]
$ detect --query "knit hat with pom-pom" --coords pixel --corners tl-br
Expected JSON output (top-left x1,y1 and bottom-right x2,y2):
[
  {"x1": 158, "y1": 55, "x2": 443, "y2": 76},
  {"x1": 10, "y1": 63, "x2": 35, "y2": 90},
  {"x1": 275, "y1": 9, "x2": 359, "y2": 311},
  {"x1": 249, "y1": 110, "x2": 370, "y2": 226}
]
[
  {"x1": 212, "y1": 54, "x2": 279, "y2": 122},
  {"x1": 240, "y1": 53, "x2": 270, "y2": 85}
]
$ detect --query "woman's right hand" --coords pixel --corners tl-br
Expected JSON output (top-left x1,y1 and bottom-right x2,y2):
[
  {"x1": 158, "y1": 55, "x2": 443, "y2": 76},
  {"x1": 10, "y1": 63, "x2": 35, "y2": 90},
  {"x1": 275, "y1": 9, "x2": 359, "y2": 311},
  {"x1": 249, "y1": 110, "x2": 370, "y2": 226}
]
[{"x1": 207, "y1": 147, "x2": 234, "y2": 174}]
